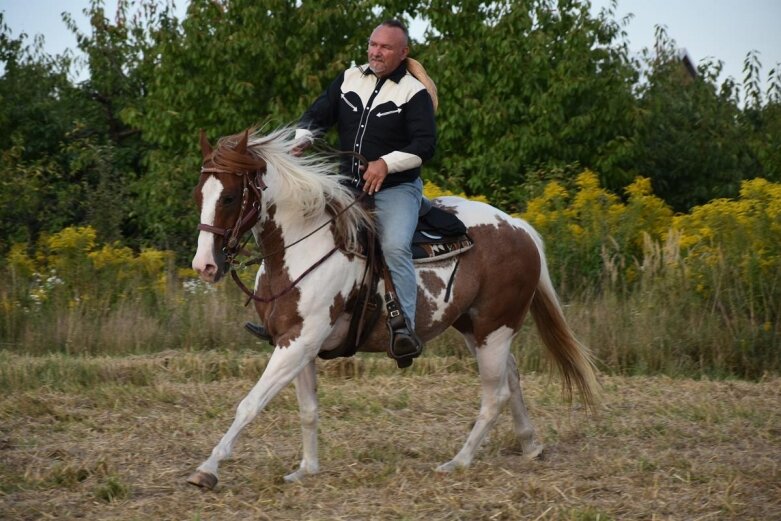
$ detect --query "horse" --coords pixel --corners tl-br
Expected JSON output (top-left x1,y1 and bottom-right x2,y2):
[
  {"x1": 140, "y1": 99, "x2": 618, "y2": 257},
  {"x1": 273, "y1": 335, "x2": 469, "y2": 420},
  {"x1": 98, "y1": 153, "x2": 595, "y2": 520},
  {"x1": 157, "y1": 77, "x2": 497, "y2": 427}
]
[{"x1": 187, "y1": 127, "x2": 599, "y2": 490}]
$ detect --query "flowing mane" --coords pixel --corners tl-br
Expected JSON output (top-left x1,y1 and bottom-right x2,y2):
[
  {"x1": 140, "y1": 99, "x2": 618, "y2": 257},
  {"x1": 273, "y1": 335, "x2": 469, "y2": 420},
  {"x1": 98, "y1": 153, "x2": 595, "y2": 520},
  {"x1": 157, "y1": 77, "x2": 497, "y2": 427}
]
[{"x1": 213, "y1": 126, "x2": 374, "y2": 251}]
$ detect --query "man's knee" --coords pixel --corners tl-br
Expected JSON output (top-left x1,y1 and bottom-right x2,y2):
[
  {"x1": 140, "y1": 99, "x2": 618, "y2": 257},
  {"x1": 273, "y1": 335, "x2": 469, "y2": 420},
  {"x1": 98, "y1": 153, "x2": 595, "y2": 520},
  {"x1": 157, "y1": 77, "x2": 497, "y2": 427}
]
[{"x1": 381, "y1": 238, "x2": 412, "y2": 263}]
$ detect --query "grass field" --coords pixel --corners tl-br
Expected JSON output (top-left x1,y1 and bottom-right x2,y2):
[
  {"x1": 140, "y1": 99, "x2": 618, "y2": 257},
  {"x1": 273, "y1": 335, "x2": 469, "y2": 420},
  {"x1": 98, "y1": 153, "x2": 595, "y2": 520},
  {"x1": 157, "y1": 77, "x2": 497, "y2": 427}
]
[{"x1": 1, "y1": 351, "x2": 779, "y2": 520}]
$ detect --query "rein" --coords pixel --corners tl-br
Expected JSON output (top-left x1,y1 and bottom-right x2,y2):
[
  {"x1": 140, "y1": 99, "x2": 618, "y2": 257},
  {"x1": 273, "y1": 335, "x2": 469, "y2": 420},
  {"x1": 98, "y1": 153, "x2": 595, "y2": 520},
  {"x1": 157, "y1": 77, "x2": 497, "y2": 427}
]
[
  {"x1": 230, "y1": 247, "x2": 339, "y2": 303},
  {"x1": 229, "y1": 193, "x2": 364, "y2": 304}
]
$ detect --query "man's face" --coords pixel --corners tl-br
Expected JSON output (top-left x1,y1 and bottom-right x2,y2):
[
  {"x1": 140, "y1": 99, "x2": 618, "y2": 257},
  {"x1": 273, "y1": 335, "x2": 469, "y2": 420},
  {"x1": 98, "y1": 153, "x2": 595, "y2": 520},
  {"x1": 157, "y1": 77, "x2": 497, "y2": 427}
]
[{"x1": 367, "y1": 25, "x2": 408, "y2": 78}]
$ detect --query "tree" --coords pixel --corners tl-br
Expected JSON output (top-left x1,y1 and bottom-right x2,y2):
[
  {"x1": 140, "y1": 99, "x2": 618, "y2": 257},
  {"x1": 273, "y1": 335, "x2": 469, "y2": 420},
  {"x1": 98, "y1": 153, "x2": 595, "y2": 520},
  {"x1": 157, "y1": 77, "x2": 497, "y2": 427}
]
[
  {"x1": 124, "y1": 0, "x2": 405, "y2": 253},
  {"x1": 0, "y1": 13, "x2": 91, "y2": 247},
  {"x1": 0, "y1": 5, "x2": 155, "y2": 250},
  {"x1": 617, "y1": 27, "x2": 759, "y2": 211},
  {"x1": 741, "y1": 52, "x2": 781, "y2": 184},
  {"x1": 419, "y1": 0, "x2": 638, "y2": 211}
]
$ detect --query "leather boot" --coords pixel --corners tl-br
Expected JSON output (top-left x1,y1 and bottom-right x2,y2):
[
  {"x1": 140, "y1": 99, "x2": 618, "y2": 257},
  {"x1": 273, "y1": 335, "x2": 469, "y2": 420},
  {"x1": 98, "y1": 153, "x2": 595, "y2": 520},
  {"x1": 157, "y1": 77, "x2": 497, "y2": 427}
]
[
  {"x1": 390, "y1": 327, "x2": 424, "y2": 369},
  {"x1": 244, "y1": 322, "x2": 273, "y2": 343}
]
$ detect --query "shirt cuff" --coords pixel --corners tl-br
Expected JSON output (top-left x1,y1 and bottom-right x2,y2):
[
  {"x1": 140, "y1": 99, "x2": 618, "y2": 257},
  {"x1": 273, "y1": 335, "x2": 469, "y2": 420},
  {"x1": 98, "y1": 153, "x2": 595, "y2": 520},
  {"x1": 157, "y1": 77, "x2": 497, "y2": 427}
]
[
  {"x1": 295, "y1": 128, "x2": 315, "y2": 144},
  {"x1": 381, "y1": 151, "x2": 422, "y2": 174}
]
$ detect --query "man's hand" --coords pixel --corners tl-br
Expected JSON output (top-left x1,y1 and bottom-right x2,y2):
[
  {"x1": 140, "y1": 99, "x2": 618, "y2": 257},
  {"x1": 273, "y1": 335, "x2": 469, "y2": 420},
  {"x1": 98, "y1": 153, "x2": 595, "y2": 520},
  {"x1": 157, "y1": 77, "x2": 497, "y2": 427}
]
[
  {"x1": 291, "y1": 141, "x2": 311, "y2": 157},
  {"x1": 361, "y1": 159, "x2": 388, "y2": 195}
]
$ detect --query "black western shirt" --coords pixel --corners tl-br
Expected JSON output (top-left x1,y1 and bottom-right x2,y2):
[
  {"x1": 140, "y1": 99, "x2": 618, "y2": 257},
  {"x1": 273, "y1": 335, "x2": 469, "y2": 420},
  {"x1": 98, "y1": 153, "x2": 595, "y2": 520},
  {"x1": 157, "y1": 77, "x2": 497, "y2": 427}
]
[{"x1": 298, "y1": 61, "x2": 436, "y2": 189}]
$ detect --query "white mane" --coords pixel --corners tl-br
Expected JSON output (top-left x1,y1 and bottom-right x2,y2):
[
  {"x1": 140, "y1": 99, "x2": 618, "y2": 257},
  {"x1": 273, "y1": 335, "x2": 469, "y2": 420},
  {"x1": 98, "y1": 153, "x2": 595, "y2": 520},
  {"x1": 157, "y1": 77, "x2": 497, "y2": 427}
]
[{"x1": 246, "y1": 127, "x2": 373, "y2": 251}]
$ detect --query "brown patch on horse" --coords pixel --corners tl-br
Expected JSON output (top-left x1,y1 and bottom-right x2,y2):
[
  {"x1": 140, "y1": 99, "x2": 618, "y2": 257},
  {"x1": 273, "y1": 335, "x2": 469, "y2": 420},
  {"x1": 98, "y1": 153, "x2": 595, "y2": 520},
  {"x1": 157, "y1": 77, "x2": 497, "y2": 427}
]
[
  {"x1": 192, "y1": 170, "x2": 246, "y2": 280},
  {"x1": 329, "y1": 292, "x2": 347, "y2": 326},
  {"x1": 419, "y1": 270, "x2": 446, "y2": 299},
  {"x1": 451, "y1": 220, "x2": 541, "y2": 347},
  {"x1": 416, "y1": 268, "x2": 475, "y2": 339},
  {"x1": 252, "y1": 204, "x2": 304, "y2": 348}
]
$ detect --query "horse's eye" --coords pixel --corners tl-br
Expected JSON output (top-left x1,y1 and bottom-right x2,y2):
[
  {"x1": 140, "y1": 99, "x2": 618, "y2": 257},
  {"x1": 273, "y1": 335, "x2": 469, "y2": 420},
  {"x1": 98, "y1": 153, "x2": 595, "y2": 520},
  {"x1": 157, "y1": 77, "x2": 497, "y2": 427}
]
[{"x1": 221, "y1": 195, "x2": 236, "y2": 206}]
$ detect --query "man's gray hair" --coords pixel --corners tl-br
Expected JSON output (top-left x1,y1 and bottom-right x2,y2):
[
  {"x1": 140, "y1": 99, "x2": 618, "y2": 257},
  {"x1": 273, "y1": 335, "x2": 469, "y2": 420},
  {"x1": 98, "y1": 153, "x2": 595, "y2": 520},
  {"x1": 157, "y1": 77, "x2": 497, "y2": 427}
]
[{"x1": 379, "y1": 19, "x2": 409, "y2": 45}]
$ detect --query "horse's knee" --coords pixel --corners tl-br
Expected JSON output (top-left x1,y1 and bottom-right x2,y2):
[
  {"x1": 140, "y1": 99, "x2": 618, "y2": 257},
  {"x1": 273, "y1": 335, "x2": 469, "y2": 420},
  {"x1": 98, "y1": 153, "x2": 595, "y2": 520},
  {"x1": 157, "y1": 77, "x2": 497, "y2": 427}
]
[
  {"x1": 495, "y1": 385, "x2": 511, "y2": 407},
  {"x1": 479, "y1": 382, "x2": 510, "y2": 412},
  {"x1": 299, "y1": 406, "x2": 318, "y2": 428}
]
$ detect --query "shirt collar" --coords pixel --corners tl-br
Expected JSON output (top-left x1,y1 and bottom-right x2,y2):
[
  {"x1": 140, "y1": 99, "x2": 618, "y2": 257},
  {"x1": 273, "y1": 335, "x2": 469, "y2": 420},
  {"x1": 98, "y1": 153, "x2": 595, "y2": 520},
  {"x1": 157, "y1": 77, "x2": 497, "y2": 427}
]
[{"x1": 361, "y1": 60, "x2": 408, "y2": 83}]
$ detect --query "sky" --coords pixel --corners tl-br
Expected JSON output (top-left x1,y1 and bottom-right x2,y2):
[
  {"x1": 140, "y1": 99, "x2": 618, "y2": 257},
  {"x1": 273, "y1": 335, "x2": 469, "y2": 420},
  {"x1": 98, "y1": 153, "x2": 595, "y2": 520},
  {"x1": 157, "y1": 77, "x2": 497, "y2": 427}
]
[{"x1": 2, "y1": 0, "x2": 780, "y2": 90}]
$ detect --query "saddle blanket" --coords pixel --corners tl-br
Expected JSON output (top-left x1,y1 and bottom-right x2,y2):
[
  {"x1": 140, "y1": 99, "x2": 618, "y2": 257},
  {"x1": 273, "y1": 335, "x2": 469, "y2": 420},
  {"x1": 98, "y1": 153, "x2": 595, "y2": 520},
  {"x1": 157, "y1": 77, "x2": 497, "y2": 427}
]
[{"x1": 411, "y1": 205, "x2": 473, "y2": 263}]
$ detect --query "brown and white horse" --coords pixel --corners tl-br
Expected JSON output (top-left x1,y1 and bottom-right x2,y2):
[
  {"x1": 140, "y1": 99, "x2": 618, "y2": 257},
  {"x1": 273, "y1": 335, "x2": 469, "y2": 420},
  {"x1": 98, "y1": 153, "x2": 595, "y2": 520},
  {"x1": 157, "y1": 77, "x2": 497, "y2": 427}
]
[{"x1": 187, "y1": 127, "x2": 598, "y2": 490}]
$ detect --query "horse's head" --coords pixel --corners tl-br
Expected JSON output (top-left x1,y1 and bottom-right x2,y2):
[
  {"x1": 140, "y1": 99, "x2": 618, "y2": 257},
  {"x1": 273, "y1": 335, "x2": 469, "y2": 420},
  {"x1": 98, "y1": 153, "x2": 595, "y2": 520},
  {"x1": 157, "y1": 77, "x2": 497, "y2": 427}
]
[{"x1": 192, "y1": 129, "x2": 267, "y2": 282}]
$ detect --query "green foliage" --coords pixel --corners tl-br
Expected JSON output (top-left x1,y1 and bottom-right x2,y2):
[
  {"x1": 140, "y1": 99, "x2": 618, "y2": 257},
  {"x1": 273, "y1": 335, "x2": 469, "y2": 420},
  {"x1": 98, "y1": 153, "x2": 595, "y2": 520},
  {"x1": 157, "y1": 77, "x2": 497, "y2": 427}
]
[
  {"x1": 420, "y1": 0, "x2": 638, "y2": 210},
  {"x1": 613, "y1": 27, "x2": 760, "y2": 211},
  {"x1": 3, "y1": 0, "x2": 781, "y2": 257},
  {"x1": 123, "y1": 0, "x2": 391, "y2": 251},
  {"x1": 0, "y1": 7, "x2": 146, "y2": 250}
]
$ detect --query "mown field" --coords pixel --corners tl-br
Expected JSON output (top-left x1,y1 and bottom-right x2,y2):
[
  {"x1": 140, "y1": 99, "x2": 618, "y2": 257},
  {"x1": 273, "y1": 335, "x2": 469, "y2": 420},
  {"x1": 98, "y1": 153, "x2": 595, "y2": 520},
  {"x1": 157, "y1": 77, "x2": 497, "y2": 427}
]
[{"x1": 1, "y1": 351, "x2": 778, "y2": 520}]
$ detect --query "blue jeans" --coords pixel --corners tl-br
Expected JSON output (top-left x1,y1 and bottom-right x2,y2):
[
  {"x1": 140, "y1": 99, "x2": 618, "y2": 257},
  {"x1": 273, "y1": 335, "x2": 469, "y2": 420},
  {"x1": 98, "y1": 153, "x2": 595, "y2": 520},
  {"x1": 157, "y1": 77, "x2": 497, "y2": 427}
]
[{"x1": 373, "y1": 177, "x2": 422, "y2": 331}]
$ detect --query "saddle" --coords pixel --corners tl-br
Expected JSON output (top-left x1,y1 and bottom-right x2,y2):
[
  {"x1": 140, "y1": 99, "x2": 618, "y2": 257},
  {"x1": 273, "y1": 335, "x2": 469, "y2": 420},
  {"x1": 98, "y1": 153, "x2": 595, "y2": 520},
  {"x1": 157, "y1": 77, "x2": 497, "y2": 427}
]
[
  {"x1": 412, "y1": 204, "x2": 475, "y2": 263},
  {"x1": 318, "y1": 200, "x2": 473, "y2": 367}
]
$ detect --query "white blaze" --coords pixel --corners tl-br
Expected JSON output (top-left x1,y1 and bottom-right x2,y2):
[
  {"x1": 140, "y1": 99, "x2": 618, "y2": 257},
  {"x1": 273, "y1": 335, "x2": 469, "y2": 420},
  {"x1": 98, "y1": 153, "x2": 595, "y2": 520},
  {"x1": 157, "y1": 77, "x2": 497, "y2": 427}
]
[{"x1": 192, "y1": 176, "x2": 224, "y2": 274}]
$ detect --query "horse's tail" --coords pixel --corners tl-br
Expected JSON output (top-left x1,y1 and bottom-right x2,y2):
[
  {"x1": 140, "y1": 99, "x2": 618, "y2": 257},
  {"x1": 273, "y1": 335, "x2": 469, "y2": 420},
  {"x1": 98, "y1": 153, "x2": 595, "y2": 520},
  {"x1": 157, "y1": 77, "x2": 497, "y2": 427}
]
[{"x1": 526, "y1": 228, "x2": 600, "y2": 410}]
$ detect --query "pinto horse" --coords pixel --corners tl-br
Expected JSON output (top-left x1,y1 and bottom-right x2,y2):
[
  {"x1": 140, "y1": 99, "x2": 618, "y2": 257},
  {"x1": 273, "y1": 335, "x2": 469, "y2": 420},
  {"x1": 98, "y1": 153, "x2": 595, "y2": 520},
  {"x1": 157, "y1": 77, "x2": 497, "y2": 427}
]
[{"x1": 187, "y1": 127, "x2": 598, "y2": 490}]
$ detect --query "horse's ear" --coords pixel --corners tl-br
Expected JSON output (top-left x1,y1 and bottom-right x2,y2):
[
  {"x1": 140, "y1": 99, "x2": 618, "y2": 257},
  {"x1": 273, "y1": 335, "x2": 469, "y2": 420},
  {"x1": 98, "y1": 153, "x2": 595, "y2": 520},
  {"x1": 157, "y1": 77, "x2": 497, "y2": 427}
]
[
  {"x1": 199, "y1": 129, "x2": 213, "y2": 160},
  {"x1": 236, "y1": 129, "x2": 249, "y2": 154}
]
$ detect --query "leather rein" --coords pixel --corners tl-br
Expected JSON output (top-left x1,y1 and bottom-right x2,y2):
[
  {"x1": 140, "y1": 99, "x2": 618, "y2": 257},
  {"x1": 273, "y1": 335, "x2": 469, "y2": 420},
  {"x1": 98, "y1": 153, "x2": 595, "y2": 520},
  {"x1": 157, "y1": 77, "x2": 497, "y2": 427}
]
[{"x1": 196, "y1": 157, "x2": 364, "y2": 304}]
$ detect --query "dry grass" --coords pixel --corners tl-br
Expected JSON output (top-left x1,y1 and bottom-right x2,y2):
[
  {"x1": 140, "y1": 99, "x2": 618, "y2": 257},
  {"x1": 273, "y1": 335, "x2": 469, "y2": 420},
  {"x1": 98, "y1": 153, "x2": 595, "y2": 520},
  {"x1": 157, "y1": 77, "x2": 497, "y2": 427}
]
[{"x1": 0, "y1": 352, "x2": 779, "y2": 520}]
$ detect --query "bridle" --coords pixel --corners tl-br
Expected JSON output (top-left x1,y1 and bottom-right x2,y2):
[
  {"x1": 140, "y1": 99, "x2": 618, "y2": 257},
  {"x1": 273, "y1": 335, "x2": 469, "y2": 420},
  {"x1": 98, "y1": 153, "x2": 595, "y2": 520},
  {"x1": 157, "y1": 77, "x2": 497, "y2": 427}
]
[
  {"x1": 196, "y1": 152, "x2": 366, "y2": 304},
  {"x1": 196, "y1": 165, "x2": 267, "y2": 254}
]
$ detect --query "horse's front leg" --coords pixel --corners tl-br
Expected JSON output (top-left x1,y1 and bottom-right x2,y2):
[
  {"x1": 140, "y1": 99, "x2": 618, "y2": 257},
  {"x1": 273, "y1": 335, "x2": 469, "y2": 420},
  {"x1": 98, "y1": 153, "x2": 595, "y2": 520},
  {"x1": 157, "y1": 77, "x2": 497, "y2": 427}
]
[
  {"x1": 284, "y1": 358, "x2": 319, "y2": 482},
  {"x1": 187, "y1": 342, "x2": 318, "y2": 490}
]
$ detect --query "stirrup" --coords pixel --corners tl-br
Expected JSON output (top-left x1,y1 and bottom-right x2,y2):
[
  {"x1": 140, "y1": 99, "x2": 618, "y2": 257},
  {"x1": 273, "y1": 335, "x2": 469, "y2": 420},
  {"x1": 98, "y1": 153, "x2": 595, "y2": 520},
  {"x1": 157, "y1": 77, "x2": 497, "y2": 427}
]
[{"x1": 388, "y1": 326, "x2": 423, "y2": 369}]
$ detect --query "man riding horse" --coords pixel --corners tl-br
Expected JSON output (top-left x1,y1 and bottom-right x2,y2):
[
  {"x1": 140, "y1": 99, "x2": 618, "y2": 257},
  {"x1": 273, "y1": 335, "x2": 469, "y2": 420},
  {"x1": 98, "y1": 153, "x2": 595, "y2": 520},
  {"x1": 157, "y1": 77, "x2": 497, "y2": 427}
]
[{"x1": 246, "y1": 19, "x2": 436, "y2": 364}]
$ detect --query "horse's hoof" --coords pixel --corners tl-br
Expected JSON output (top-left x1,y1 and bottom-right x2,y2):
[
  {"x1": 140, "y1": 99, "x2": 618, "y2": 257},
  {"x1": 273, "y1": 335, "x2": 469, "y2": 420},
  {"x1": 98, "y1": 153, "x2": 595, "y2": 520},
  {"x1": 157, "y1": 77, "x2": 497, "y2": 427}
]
[
  {"x1": 187, "y1": 470, "x2": 218, "y2": 490},
  {"x1": 284, "y1": 465, "x2": 318, "y2": 483},
  {"x1": 523, "y1": 442, "x2": 544, "y2": 460},
  {"x1": 435, "y1": 460, "x2": 467, "y2": 473}
]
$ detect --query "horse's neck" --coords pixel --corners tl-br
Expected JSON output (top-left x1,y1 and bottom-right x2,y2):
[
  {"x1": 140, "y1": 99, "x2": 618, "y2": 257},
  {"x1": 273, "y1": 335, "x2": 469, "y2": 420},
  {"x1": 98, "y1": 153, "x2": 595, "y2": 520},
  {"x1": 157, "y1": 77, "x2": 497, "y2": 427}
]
[{"x1": 254, "y1": 206, "x2": 336, "y2": 266}]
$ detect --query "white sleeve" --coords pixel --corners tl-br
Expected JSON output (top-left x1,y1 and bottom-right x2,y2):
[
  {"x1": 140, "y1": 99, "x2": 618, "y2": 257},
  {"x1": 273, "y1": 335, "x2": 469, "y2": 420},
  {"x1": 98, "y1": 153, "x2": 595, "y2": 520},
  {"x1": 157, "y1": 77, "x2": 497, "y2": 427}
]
[
  {"x1": 381, "y1": 151, "x2": 423, "y2": 174},
  {"x1": 295, "y1": 128, "x2": 315, "y2": 144}
]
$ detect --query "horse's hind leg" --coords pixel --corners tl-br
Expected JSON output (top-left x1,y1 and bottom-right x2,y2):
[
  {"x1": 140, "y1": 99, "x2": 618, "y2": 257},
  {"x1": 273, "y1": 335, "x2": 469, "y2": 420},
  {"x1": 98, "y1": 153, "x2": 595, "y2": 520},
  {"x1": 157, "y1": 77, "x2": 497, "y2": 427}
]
[
  {"x1": 507, "y1": 353, "x2": 543, "y2": 459},
  {"x1": 437, "y1": 327, "x2": 514, "y2": 472},
  {"x1": 284, "y1": 359, "x2": 319, "y2": 482}
]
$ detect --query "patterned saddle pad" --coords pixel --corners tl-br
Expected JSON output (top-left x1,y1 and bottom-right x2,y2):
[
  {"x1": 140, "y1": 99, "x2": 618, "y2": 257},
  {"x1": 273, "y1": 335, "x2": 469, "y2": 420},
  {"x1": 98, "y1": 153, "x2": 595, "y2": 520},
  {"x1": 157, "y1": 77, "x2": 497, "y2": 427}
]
[{"x1": 411, "y1": 205, "x2": 473, "y2": 263}]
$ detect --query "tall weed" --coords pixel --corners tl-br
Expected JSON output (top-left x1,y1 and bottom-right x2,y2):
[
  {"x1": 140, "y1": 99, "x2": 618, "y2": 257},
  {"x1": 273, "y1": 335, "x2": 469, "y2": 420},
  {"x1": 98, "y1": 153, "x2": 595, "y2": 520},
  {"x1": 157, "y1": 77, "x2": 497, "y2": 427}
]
[{"x1": 2, "y1": 176, "x2": 779, "y2": 379}]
